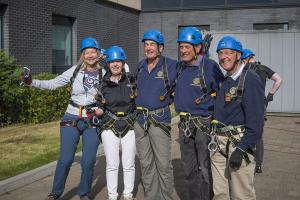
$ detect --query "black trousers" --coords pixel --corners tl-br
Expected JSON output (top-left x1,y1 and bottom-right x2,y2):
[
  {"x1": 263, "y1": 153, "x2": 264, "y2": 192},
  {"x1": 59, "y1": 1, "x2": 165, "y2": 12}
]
[{"x1": 179, "y1": 126, "x2": 213, "y2": 200}]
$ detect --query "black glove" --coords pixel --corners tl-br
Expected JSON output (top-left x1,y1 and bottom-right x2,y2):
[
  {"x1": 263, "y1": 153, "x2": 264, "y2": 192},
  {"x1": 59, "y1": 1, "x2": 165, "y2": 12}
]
[
  {"x1": 264, "y1": 98, "x2": 268, "y2": 107},
  {"x1": 200, "y1": 33, "x2": 213, "y2": 56},
  {"x1": 229, "y1": 148, "x2": 244, "y2": 170},
  {"x1": 266, "y1": 93, "x2": 274, "y2": 102}
]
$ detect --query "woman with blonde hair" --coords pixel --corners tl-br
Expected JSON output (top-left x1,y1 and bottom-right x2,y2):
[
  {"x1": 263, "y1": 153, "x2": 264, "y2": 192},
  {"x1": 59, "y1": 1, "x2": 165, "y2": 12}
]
[{"x1": 20, "y1": 37, "x2": 104, "y2": 200}]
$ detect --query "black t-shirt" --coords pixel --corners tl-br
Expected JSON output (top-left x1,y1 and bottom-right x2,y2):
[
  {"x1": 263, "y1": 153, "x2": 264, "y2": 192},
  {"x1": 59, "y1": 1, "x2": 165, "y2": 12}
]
[{"x1": 246, "y1": 62, "x2": 275, "y2": 89}]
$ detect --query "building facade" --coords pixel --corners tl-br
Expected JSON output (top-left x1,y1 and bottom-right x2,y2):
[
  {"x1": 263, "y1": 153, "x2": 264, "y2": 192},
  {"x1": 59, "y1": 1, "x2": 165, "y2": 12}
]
[
  {"x1": 139, "y1": 0, "x2": 300, "y2": 113},
  {"x1": 0, "y1": 0, "x2": 140, "y2": 73},
  {"x1": 0, "y1": 0, "x2": 299, "y2": 113}
]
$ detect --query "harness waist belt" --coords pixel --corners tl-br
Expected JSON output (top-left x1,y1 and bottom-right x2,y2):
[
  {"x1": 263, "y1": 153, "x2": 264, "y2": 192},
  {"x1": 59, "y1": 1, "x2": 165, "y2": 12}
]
[
  {"x1": 179, "y1": 112, "x2": 211, "y2": 120},
  {"x1": 136, "y1": 106, "x2": 168, "y2": 115},
  {"x1": 106, "y1": 111, "x2": 135, "y2": 120},
  {"x1": 215, "y1": 125, "x2": 245, "y2": 136},
  {"x1": 60, "y1": 120, "x2": 76, "y2": 127},
  {"x1": 69, "y1": 100, "x2": 98, "y2": 109}
]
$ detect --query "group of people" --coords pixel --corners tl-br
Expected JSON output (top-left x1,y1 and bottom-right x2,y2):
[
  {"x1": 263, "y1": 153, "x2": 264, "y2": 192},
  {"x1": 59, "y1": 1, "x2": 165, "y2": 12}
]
[{"x1": 19, "y1": 26, "x2": 282, "y2": 200}]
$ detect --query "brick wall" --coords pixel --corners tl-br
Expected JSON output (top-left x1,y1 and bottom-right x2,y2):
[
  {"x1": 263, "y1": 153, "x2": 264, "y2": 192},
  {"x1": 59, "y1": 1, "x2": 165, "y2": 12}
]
[{"x1": 0, "y1": 0, "x2": 139, "y2": 73}]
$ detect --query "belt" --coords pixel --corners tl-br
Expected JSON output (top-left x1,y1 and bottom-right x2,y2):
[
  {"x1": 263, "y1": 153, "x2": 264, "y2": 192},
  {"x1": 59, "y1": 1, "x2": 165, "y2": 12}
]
[
  {"x1": 179, "y1": 112, "x2": 211, "y2": 120},
  {"x1": 136, "y1": 106, "x2": 168, "y2": 115},
  {"x1": 179, "y1": 112, "x2": 211, "y2": 137},
  {"x1": 69, "y1": 100, "x2": 98, "y2": 117},
  {"x1": 106, "y1": 111, "x2": 135, "y2": 121},
  {"x1": 215, "y1": 125, "x2": 245, "y2": 136},
  {"x1": 60, "y1": 120, "x2": 76, "y2": 127},
  {"x1": 69, "y1": 100, "x2": 98, "y2": 109},
  {"x1": 136, "y1": 106, "x2": 170, "y2": 136}
]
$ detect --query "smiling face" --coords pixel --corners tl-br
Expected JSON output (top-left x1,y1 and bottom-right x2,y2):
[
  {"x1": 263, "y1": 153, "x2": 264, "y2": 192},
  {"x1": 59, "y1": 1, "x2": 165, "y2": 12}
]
[
  {"x1": 143, "y1": 40, "x2": 163, "y2": 60},
  {"x1": 83, "y1": 48, "x2": 99, "y2": 67},
  {"x1": 218, "y1": 49, "x2": 241, "y2": 75},
  {"x1": 179, "y1": 42, "x2": 201, "y2": 64},
  {"x1": 108, "y1": 60, "x2": 123, "y2": 76}
]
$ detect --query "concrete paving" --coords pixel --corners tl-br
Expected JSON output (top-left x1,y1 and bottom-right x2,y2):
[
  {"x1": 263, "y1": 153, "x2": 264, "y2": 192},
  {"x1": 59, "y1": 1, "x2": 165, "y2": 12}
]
[{"x1": 0, "y1": 116, "x2": 300, "y2": 200}]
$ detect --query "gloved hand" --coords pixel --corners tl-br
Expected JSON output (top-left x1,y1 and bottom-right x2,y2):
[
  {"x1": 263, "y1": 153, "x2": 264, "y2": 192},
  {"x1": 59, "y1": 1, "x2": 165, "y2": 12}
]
[
  {"x1": 266, "y1": 93, "x2": 274, "y2": 102},
  {"x1": 264, "y1": 98, "x2": 268, "y2": 107},
  {"x1": 86, "y1": 108, "x2": 103, "y2": 126},
  {"x1": 200, "y1": 33, "x2": 213, "y2": 56},
  {"x1": 229, "y1": 148, "x2": 244, "y2": 170},
  {"x1": 19, "y1": 67, "x2": 32, "y2": 85}
]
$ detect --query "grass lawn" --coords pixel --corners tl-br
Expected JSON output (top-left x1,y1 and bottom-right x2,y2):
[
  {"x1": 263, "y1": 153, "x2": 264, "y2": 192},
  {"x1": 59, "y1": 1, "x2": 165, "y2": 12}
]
[
  {"x1": 0, "y1": 105, "x2": 177, "y2": 181},
  {"x1": 0, "y1": 121, "x2": 82, "y2": 181}
]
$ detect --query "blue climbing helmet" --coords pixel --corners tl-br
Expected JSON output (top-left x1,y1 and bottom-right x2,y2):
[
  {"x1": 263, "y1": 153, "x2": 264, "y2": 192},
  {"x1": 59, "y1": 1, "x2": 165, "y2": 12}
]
[
  {"x1": 177, "y1": 26, "x2": 203, "y2": 45},
  {"x1": 142, "y1": 29, "x2": 164, "y2": 45},
  {"x1": 216, "y1": 36, "x2": 243, "y2": 53},
  {"x1": 80, "y1": 37, "x2": 100, "y2": 52},
  {"x1": 100, "y1": 49, "x2": 106, "y2": 56},
  {"x1": 241, "y1": 49, "x2": 255, "y2": 59},
  {"x1": 105, "y1": 46, "x2": 127, "y2": 63}
]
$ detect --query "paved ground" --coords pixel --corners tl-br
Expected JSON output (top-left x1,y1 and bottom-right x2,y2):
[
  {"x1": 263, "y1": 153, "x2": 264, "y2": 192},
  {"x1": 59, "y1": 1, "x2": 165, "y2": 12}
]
[{"x1": 0, "y1": 116, "x2": 300, "y2": 200}]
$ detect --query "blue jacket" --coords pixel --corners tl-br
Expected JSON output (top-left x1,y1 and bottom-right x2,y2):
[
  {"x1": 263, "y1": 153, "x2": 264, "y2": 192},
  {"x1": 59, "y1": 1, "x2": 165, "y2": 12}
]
[
  {"x1": 214, "y1": 67, "x2": 265, "y2": 151},
  {"x1": 135, "y1": 56, "x2": 177, "y2": 124},
  {"x1": 174, "y1": 56, "x2": 224, "y2": 116}
]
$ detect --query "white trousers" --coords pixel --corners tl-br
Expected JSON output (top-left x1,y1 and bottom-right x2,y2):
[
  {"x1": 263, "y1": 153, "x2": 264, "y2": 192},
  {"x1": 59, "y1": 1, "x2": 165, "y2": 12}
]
[{"x1": 101, "y1": 130, "x2": 136, "y2": 199}]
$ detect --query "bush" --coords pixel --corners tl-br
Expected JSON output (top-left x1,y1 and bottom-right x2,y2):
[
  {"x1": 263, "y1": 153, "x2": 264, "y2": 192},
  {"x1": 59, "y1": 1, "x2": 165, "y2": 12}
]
[
  {"x1": 24, "y1": 73, "x2": 70, "y2": 124},
  {"x1": 0, "y1": 50, "x2": 69, "y2": 126}
]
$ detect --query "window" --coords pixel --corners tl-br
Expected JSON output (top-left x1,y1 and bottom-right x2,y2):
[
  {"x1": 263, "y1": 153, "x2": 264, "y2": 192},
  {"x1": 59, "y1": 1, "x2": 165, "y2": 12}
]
[
  {"x1": 0, "y1": 15, "x2": 3, "y2": 49},
  {"x1": 253, "y1": 23, "x2": 289, "y2": 31},
  {"x1": 0, "y1": 5, "x2": 6, "y2": 49},
  {"x1": 52, "y1": 15, "x2": 74, "y2": 73}
]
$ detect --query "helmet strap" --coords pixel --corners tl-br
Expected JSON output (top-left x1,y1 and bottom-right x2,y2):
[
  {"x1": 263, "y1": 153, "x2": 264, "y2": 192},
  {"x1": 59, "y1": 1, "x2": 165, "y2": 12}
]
[{"x1": 193, "y1": 46, "x2": 198, "y2": 61}]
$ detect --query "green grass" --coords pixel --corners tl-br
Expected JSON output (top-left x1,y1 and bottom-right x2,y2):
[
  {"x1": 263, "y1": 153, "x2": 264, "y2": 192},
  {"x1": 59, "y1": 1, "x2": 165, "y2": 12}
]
[
  {"x1": 0, "y1": 121, "x2": 82, "y2": 181},
  {"x1": 0, "y1": 106, "x2": 177, "y2": 181}
]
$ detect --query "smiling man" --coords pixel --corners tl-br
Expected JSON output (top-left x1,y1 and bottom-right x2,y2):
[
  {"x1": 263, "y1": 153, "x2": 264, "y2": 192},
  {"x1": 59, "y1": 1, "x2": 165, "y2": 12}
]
[
  {"x1": 211, "y1": 36, "x2": 265, "y2": 200},
  {"x1": 134, "y1": 29, "x2": 177, "y2": 200},
  {"x1": 173, "y1": 26, "x2": 224, "y2": 200}
]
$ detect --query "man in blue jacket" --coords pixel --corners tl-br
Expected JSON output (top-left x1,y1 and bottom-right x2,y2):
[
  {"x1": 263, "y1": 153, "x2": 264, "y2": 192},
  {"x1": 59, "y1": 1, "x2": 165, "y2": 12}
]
[
  {"x1": 211, "y1": 36, "x2": 265, "y2": 200},
  {"x1": 174, "y1": 26, "x2": 224, "y2": 200},
  {"x1": 134, "y1": 29, "x2": 176, "y2": 200}
]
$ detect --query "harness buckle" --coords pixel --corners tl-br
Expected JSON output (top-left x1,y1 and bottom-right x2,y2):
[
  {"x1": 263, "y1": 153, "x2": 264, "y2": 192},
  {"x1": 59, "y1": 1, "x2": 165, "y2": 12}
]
[
  {"x1": 179, "y1": 112, "x2": 192, "y2": 137},
  {"x1": 116, "y1": 112, "x2": 125, "y2": 117},
  {"x1": 79, "y1": 106, "x2": 83, "y2": 118}
]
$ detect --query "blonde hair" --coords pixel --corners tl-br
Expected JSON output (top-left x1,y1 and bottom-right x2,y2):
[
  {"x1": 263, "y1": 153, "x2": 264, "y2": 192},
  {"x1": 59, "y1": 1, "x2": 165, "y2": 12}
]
[{"x1": 78, "y1": 49, "x2": 101, "y2": 71}]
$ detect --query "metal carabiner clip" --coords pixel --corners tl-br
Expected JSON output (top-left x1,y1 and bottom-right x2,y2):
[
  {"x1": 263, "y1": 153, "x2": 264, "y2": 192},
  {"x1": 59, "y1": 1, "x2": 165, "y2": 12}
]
[
  {"x1": 182, "y1": 113, "x2": 191, "y2": 137},
  {"x1": 208, "y1": 135, "x2": 218, "y2": 152},
  {"x1": 92, "y1": 116, "x2": 100, "y2": 125}
]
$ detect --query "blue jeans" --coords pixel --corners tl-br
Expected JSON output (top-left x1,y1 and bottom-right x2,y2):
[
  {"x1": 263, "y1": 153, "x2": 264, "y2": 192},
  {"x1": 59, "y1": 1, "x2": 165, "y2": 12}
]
[{"x1": 51, "y1": 113, "x2": 100, "y2": 197}]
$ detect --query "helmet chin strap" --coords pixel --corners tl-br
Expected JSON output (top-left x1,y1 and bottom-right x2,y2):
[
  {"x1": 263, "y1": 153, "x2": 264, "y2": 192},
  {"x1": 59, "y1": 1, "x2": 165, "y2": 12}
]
[
  {"x1": 193, "y1": 46, "x2": 198, "y2": 60},
  {"x1": 156, "y1": 43, "x2": 163, "y2": 58}
]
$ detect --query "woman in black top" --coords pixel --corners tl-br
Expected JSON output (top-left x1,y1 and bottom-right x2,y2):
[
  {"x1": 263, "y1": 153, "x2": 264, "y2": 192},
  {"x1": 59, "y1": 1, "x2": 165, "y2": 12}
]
[{"x1": 97, "y1": 46, "x2": 136, "y2": 200}]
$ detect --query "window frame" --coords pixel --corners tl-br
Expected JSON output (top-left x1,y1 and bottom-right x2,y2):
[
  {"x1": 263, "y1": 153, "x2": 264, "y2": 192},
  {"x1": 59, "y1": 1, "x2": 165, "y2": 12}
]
[{"x1": 52, "y1": 14, "x2": 74, "y2": 73}]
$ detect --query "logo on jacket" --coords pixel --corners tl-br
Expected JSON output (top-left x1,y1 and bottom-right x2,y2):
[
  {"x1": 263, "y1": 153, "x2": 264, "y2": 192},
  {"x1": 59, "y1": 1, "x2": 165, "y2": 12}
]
[
  {"x1": 155, "y1": 70, "x2": 164, "y2": 79},
  {"x1": 191, "y1": 77, "x2": 201, "y2": 87},
  {"x1": 229, "y1": 87, "x2": 237, "y2": 95}
]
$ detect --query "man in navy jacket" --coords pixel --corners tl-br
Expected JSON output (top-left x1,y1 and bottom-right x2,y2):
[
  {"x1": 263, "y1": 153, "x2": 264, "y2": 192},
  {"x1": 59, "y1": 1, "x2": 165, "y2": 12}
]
[
  {"x1": 174, "y1": 26, "x2": 224, "y2": 200},
  {"x1": 211, "y1": 36, "x2": 265, "y2": 200}
]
